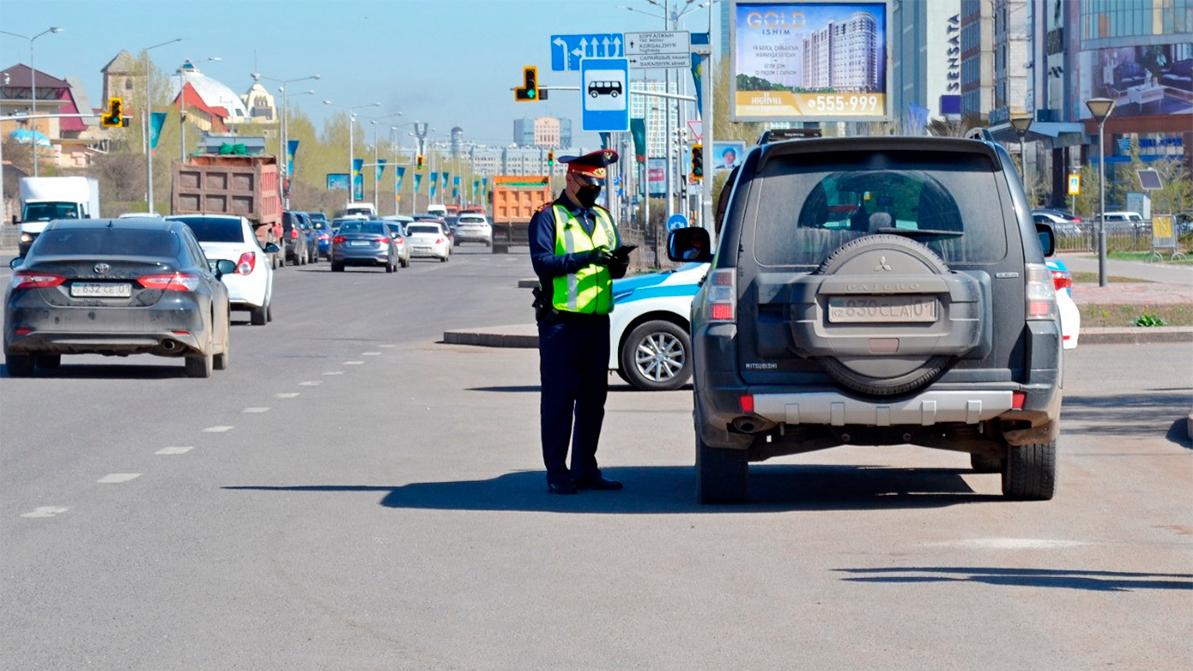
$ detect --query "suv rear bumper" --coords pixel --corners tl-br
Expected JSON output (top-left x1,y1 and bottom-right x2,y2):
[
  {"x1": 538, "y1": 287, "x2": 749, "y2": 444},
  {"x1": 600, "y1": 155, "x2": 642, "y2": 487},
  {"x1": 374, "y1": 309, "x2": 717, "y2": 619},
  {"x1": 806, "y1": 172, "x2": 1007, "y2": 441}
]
[{"x1": 753, "y1": 389, "x2": 1013, "y2": 426}]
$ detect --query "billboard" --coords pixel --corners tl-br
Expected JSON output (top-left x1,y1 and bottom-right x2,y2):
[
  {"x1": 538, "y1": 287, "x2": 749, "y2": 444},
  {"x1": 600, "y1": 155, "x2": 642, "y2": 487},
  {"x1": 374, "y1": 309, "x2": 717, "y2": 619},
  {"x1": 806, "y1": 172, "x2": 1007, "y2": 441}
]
[
  {"x1": 647, "y1": 158, "x2": 667, "y2": 197},
  {"x1": 326, "y1": 173, "x2": 349, "y2": 191},
  {"x1": 713, "y1": 141, "x2": 747, "y2": 171},
  {"x1": 731, "y1": 1, "x2": 889, "y2": 121},
  {"x1": 1079, "y1": 43, "x2": 1193, "y2": 119}
]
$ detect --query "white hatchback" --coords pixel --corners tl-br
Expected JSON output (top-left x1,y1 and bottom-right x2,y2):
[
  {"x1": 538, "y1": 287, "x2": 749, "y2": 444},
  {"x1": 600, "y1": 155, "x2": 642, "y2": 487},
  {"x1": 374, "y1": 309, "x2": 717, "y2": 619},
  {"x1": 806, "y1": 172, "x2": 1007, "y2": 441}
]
[
  {"x1": 166, "y1": 214, "x2": 276, "y2": 325},
  {"x1": 454, "y1": 214, "x2": 493, "y2": 246}
]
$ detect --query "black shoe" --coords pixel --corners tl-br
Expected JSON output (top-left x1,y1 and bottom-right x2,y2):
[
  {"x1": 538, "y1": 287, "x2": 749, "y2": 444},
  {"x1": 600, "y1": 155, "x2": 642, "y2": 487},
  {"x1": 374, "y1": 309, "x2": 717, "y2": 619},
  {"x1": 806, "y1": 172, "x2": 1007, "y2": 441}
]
[
  {"x1": 575, "y1": 475, "x2": 623, "y2": 491},
  {"x1": 548, "y1": 480, "x2": 578, "y2": 495}
]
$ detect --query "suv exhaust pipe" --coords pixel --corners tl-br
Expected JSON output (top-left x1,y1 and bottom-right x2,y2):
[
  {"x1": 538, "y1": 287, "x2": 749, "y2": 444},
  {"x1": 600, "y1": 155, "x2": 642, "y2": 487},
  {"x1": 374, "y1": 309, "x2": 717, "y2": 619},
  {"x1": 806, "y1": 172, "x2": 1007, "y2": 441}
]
[{"x1": 161, "y1": 339, "x2": 179, "y2": 352}]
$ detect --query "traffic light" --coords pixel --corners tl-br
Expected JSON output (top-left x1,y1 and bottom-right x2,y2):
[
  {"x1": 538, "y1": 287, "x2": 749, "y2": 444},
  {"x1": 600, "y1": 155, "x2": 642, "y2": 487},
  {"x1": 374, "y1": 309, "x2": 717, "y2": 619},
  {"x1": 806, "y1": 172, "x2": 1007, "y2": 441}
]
[
  {"x1": 101, "y1": 97, "x2": 128, "y2": 127},
  {"x1": 515, "y1": 66, "x2": 538, "y2": 102},
  {"x1": 547, "y1": 151, "x2": 555, "y2": 167},
  {"x1": 690, "y1": 144, "x2": 703, "y2": 183},
  {"x1": 416, "y1": 154, "x2": 424, "y2": 170}
]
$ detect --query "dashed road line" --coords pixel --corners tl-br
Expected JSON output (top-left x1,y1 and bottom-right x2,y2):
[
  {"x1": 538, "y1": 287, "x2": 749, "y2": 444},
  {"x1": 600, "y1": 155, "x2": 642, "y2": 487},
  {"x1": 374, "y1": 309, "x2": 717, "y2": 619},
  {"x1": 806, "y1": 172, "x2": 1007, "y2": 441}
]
[
  {"x1": 343, "y1": 360, "x2": 364, "y2": 365},
  {"x1": 97, "y1": 473, "x2": 141, "y2": 484},
  {"x1": 362, "y1": 352, "x2": 381, "y2": 356},
  {"x1": 322, "y1": 371, "x2": 344, "y2": 376},
  {"x1": 203, "y1": 425, "x2": 234, "y2": 433},
  {"x1": 379, "y1": 344, "x2": 396, "y2": 348},
  {"x1": 275, "y1": 392, "x2": 300, "y2": 399},
  {"x1": 242, "y1": 407, "x2": 271, "y2": 414},
  {"x1": 20, "y1": 506, "x2": 70, "y2": 519},
  {"x1": 155, "y1": 446, "x2": 194, "y2": 455},
  {"x1": 298, "y1": 380, "x2": 323, "y2": 386}
]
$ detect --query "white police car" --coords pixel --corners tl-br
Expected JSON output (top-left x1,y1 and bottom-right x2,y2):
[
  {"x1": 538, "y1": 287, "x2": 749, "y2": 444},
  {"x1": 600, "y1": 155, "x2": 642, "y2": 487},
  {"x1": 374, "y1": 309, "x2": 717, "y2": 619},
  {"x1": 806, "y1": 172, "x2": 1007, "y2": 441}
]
[{"x1": 609, "y1": 262, "x2": 709, "y2": 390}]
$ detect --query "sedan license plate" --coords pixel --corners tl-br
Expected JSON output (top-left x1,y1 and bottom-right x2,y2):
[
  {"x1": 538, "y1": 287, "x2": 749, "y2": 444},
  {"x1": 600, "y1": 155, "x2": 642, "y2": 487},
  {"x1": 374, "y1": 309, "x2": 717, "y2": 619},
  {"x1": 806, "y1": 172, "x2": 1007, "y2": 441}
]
[
  {"x1": 349, "y1": 240, "x2": 371, "y2": 247},
  {"x1": 827, "y1": 296, "x2": 937, "y2": 323},
  {"x1": 71, "y1": 282, "x2": 132, "y2": 298}
]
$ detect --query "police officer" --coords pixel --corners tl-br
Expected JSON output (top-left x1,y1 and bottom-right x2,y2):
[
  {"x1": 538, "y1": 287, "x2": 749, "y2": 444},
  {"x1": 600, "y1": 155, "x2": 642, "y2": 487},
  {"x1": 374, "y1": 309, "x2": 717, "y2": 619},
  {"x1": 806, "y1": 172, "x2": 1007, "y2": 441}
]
[{"x1": 529, "y1": 149, "x2": 629, "y2": 495}]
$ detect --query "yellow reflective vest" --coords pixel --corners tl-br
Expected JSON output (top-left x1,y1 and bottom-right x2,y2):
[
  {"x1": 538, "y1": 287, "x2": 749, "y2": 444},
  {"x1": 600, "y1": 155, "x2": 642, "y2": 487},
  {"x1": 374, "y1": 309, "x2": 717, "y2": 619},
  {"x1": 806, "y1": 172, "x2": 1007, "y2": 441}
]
[{"x1": 551, "y1": 204, "x2": 618, "y2": 315}]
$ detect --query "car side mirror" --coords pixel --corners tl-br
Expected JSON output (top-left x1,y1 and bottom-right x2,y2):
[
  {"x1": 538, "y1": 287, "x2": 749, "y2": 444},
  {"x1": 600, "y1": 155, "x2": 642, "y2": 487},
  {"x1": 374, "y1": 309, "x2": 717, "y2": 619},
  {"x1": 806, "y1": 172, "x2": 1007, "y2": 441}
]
[
  {"x1": 667, "y1": 227, "x2": 713, "y2": 263},
  {"x1": 264, "y1": 243, "x2": 281, "y2": 254},
  {"x1": 213, "y1": 259, "x2": 237, "y2": 277},
  {"x1": 9, "y1": 257, "x2": 23, "y2": 269},
  {"x1": 1035, "y1": 222, "x2": 1056, "y2": 257}
]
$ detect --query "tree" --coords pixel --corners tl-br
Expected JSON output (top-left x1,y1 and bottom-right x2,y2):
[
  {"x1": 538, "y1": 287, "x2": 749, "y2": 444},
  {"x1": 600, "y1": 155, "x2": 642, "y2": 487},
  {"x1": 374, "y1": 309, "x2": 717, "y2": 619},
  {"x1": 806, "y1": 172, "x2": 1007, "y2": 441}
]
[{"x1": 926, "y1": 114, "x2": 986, "y2": 138}]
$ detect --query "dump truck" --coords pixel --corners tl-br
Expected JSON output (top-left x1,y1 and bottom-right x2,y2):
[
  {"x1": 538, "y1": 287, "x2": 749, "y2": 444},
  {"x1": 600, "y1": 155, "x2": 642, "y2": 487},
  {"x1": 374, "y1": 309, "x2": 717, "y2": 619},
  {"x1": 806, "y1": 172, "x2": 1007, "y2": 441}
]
[
  {"x1": 171, "y1": 155, "x2": 283, "y2": 266},
  {"x1": 489, "y1": 175, "x2": 552, "y2": 254}
]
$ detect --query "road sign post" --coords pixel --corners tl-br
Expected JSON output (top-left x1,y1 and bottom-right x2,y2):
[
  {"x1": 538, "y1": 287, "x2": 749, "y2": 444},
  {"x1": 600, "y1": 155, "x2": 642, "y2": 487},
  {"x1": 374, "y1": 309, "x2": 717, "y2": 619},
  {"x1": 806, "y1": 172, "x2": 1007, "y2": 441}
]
[{"x1": 580, "y1": 58, "x2": 630, "y2": 132}]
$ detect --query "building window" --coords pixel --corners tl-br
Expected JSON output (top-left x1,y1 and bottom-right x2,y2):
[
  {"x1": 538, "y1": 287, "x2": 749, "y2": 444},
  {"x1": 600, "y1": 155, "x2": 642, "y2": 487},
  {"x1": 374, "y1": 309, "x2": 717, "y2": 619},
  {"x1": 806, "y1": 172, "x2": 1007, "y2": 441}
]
[{"x1": 124, "y1": 78, "x2": 133, "y2": 91}]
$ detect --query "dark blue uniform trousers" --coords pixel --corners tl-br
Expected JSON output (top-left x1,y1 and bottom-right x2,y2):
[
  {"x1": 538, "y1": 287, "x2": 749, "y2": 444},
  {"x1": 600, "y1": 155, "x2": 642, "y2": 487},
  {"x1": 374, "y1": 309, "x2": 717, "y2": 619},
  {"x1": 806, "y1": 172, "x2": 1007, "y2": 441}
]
[{"x1": 538, "y1": 313, "x2": 610, "y2": 484}]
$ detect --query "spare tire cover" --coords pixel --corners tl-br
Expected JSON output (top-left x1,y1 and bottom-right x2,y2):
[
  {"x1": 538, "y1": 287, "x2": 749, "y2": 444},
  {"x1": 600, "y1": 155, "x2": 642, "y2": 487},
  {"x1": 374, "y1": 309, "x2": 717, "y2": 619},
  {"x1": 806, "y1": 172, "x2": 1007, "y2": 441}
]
[{"x1": 812, "y1": 234, "x2": 964, "y2": 396}]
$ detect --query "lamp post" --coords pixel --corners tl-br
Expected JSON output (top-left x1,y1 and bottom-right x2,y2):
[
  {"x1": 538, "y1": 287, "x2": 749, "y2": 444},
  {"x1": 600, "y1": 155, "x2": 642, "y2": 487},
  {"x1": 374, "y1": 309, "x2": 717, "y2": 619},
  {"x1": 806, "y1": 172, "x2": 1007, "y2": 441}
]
[
  {"x1": 179, "y1": 56, "x2": 220, "y2": 164},
  {"x1": 1085, "y1": 97, "x2": 1116, "y2": 287},
  {"x1": 0, "y1": 27, "x2": 64, "y2": 177},
  {"x1": 1009, "y1": 111, "x2": 1033, "y2": 206},
  {"x1": 324, "y1": 100, "x2": 380, "y2": 205},
  {"x1": 141, "y1": 37, "x2": 182, "y2": 214}
]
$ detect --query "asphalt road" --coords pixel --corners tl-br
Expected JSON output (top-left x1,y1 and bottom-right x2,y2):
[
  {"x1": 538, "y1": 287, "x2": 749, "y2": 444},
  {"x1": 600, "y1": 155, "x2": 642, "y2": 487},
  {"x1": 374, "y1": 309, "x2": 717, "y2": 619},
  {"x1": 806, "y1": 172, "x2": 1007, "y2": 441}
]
[{"x1": 2, "y1": 248, "x2": 1191, "y2": 670}]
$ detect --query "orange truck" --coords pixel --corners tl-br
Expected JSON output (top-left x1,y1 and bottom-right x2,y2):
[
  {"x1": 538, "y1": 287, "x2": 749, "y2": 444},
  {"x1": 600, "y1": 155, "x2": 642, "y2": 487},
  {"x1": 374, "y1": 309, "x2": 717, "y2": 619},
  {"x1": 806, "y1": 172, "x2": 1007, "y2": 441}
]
[
  {"x1": 489, "y1": 175, "x2": 553, "y2": 254},
  {"x1": 171, "y1": 155, "x2": 284, "y2": 266}
]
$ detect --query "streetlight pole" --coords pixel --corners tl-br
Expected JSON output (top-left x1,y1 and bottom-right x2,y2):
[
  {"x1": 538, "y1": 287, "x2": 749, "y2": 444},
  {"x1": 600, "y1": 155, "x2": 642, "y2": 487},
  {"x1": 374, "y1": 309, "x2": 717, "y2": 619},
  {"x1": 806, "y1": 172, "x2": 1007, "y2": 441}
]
[
  {"x1": 141, "y1": 37, "x2": 182, "y2": 214},
  {"x1": 1, "y1": 27, "x2": 63, "y2": 177},
  {"x1": 1086, "y1": 97, "x2": 1116, "y2": 287},
  {"x1": 1010, "y1": 111, "x2": 1033, "y2": 206},
  {"x1": 324, "y1": 100, "x2": 380, "y2": 206}
]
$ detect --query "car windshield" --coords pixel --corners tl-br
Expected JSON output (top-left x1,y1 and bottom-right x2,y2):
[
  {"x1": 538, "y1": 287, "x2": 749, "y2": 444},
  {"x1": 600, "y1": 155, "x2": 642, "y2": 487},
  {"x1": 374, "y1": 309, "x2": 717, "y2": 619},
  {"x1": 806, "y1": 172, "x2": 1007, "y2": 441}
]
[
  {"x1": 407, "y1": 225, "x2": 440, "y2": 235},
  {"x1": 337, "y1": 221, "x2": 385, "y2": 235},
  {"x1": 23, "y1": 203, "x2": 81, "y2": 221},
  {"x1": 168, "y1": 216, "x2": 245, "y2": 243},
  {"x1": 751, "y1": 151, "x2": 1009, "y2": 266},
  {"x1": 32, "y1": 227, "x2": 180, "y2": 257}
]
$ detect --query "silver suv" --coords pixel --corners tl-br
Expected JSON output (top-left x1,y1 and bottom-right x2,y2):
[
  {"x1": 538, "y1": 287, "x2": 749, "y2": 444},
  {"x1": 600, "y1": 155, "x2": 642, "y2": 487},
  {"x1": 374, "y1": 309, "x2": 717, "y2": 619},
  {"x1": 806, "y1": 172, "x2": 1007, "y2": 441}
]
[{"x1": 671, "y1": 137, "x2": 1062, "y2": 503}]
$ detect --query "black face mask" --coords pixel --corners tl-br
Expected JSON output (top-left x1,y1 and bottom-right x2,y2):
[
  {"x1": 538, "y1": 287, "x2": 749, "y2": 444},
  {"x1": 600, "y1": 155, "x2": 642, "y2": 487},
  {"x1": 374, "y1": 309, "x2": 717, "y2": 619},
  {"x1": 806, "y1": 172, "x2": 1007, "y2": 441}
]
[{"x1": 576, "y1": 185, "x2": 601, "y2": 208}]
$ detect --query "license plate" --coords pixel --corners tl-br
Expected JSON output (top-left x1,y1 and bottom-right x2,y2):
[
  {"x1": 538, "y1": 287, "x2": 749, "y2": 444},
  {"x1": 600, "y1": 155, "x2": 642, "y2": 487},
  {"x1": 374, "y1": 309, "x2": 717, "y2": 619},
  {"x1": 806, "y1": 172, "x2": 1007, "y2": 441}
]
[
  {"x1": 349, "y1": 240, "x2": 370, "y2": 247},
  {"x1": 827, "y1": 296, "x2": 937, "y2": 323},
  {"x1": 414, "y1": 247, "x2": 432, "y2": 253},
  {"x1": 71, "y1": 282, "x2": 132, "y2": 298}
]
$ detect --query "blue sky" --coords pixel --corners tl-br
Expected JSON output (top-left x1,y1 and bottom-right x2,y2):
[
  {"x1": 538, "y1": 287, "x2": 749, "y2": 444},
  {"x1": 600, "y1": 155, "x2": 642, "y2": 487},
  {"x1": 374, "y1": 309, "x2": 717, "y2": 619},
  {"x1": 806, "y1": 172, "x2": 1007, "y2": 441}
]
[{"x1": 5, "y1": 0, "x2": 718, "y2": 148}]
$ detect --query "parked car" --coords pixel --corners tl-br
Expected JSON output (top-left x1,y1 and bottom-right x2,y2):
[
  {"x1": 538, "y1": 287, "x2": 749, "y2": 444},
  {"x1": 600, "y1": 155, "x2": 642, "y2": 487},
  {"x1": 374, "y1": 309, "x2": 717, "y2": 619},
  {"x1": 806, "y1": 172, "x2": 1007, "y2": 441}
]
[
  {"x1": 166, "y1": 214, "x2": 277, "y2": 326},
  {"x1": 1033, "y1": 210, "x2": 1082, "y2": 237},
  {"x1": 282, "y1": 211, "x2": 316, "y2": 265},
  {"x1": 331, "y1": 219, "x2": 400, "y2": 272},
  {"x1": 1098, "y1": 211, "x2": 1148, "y2": 232},
  {"x1": 5, "y1": 219, "x2": 233, "y2": 377},
  {"x1": 454, "y1": 213, "x2": 493, "y2": 246},
  {"x1": 670, "y1": 136, "x2": 1064, "y2": 503},
  {"x1": 382, "y1": 221, "x2": 412, "y2": 268},
  {"x1": 609, "y1": 262, "x2": 708, "y2": 390},
  {"x1": 405, "y1": 221, "x2": 452, "y2": 262}
]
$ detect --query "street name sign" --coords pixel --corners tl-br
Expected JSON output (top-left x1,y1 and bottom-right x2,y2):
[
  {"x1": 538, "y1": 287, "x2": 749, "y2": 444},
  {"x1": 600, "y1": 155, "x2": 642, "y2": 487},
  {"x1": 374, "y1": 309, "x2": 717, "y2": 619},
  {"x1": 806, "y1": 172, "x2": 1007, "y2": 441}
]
[
  {"x1": 550, "y1": 33, "x2": 624, "y2": 72},
  {"x1": 625, "y1": 31, "x2": 690, "y2": 55},
  {"x1": 580, "y1": 57, "x2": 630, "y2": 132},
  {"x1": 628, "y1": 53, "x2": 691, "y2": 69}
]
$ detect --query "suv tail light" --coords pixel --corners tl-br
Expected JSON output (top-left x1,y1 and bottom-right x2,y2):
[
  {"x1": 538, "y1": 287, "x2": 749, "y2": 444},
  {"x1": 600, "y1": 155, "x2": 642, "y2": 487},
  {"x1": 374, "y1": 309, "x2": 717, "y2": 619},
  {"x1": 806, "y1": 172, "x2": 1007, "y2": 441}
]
[
  {"x1": 1025, "y1": 263, "x2": 1057, "y2": 320},
  {"x1": 12, "y1": 271, "x2": 66, "y2": 289},
  {"x1": 290, "y1": 229, "x2": 299, "y2": 240},
  {"x1": 138, "y1": 272, "x2": 201, "y2": 292},
  {"x1": 236, "y1": 252, "x2": 256, "y2": 275},
  {"x1": 1050, "y1": 269, "x2": 1071, "y2": 292},
  {"x1": 707, "y1": 269, "x2": 737, "y2": 322}
]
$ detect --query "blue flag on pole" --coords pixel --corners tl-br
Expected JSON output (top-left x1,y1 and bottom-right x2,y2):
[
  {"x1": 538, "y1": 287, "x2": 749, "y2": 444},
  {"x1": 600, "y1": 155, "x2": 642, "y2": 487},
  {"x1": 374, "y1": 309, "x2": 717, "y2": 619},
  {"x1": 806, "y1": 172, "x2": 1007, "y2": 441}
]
[
  {"x1": 429, "y1": 171, "x2": 438, "y2": 198},
  {"x1": 395, "y1": 166, "x2": 406, "y2": 191},
  {"x1": 287, "y1": 140, "x2": 299, "y2": 177},
  {"x1": 351, "y1": 158, "x2": 364, "y2": 201},
  {"x1": 376, "y1": 159, "x2": 387, "y2": 182},
  {"x1": 149, "y1": 112, "x2": 167, "y2": 150},
  {"x1": 413, "y1": 173, "x2": 423, "y2": 194}
]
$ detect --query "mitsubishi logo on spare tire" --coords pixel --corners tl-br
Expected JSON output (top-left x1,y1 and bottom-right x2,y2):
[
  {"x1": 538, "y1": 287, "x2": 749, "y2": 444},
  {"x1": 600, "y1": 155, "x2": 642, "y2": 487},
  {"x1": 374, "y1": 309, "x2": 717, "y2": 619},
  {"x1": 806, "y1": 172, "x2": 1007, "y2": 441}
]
[{"x1": 873, "y1": 256, "x2": 893, "y2": 272}]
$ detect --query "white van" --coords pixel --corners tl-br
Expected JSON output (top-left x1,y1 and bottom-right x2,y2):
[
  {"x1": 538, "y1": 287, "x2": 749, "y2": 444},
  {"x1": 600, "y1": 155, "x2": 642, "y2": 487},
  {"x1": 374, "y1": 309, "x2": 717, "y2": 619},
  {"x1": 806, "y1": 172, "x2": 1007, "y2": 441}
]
[
  {"x1": 425, "y1": 203, "x2": 447, "y2": 217},
  {"x1": 338, "y1": 202, "x2": 377, "y2": 218}
]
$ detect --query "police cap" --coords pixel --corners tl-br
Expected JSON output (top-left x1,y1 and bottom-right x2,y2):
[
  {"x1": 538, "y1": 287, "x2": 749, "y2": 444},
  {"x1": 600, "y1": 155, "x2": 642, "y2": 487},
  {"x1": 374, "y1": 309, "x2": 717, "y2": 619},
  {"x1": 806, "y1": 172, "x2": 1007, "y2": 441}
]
[{"x1": 560, "y1": 149, "x2": 619, "y2": 179}]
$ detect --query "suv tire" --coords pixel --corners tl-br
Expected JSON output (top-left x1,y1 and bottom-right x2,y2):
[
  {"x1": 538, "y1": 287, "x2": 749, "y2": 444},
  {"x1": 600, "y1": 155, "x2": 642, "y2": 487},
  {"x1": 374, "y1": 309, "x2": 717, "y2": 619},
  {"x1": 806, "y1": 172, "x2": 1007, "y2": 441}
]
[
  {"x1": 620, "y1": 320, "x2": 692, "y2": 391},
  {"x1": 1001, "y1": 440, "x2": 1056, "y2": 500},
  {"x1": 697, "y1": 437, "x2": 748, "y2": 504},
  {"x1": 184, "y1": 351, "x2": 213, "y2": 378}
]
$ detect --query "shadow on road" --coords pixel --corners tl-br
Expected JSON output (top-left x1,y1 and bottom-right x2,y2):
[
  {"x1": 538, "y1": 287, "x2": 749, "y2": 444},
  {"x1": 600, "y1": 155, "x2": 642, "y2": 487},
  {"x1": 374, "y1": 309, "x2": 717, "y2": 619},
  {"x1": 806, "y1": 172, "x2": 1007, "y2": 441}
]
[
  {"x1": 2, "y1": 362, "x2": 185, "y2": 379},
  {"x1": 1062, "y1": 393, "x2": 1193, "y2": 446},
  {"x1": 835, "y1": 566, "x2": 1193, "y2": 592},
  {"x1": 468, "y1": 384, "x2": 687, "y2": 393},
  {"x1": 224, "y1": 464, "x2": 997, "y2": 514}
]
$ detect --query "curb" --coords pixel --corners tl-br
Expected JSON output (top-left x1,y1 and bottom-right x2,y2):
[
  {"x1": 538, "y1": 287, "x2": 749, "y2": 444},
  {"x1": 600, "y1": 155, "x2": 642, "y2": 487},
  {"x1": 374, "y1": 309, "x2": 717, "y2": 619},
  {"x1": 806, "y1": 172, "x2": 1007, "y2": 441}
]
[
  {"x1": 517, "y1": 278, "x2": 540, "y2": 289},
  {"x1": 1079, "y1": 327, "x2": 1193, "y2": 345},
  {"x1": 443, "y1": 325, "x2": 537, "y2": 349}
]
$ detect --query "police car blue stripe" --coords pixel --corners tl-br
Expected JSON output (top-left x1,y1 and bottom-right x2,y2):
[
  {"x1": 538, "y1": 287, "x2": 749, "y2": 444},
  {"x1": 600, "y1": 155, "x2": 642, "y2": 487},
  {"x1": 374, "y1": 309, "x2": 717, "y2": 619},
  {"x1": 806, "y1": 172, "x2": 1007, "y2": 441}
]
[{"x1": 615, "y1": 283, "x2": 701, "y2": 305}]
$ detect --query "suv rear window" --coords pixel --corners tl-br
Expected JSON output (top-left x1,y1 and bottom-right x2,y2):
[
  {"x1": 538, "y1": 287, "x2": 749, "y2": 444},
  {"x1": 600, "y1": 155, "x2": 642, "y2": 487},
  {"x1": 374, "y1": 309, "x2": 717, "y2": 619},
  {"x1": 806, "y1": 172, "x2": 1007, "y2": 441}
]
[{"x1": 750, "y1": 152, "x2": 1009, "y2": 266}]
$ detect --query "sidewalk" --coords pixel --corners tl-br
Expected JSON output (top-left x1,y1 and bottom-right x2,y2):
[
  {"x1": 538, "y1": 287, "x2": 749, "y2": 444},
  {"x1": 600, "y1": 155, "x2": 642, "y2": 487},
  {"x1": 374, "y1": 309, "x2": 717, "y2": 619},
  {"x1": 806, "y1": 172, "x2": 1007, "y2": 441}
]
[{"x1": 1057, "y1": 253, "x2": 1193, "y2": 286}]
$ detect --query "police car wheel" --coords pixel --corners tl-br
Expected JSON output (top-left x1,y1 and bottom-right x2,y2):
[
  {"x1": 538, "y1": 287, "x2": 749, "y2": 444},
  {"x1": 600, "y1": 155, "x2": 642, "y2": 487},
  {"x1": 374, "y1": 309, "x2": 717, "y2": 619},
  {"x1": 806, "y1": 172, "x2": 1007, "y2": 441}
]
[{"x1": 621, "y1": 320, "x2": 691, "y2": 391}]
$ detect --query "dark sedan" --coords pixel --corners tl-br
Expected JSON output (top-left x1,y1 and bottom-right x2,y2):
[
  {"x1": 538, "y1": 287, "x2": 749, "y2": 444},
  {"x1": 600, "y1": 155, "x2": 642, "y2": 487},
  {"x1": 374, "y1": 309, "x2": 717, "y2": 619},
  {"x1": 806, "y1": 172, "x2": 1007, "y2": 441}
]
[
  {"x1": 4, "y1": 219, "x2": 234, "y2": 378},
  {"x1": 331, "y1": 220, "x2": 399, "y2": 273}
]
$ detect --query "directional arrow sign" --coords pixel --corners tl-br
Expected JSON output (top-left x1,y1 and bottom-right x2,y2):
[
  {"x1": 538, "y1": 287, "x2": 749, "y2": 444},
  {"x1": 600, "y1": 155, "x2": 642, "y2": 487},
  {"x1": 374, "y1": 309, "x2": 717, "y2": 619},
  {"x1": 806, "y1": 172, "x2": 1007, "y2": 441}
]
[
  {"x1": 628, "y1": 53, "x2": 691, "y2": 69},
  {"x1": 625, "y1": 31, "x2": 690, "y2": 56},
  {"x1": 550, "y1": 33, "x2": 624, "y2": 71}
]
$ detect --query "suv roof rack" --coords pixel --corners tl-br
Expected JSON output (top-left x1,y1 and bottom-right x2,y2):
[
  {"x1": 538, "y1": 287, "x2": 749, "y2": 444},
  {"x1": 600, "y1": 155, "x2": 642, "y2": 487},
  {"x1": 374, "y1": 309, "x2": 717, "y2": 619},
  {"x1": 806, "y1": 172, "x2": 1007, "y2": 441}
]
[{"x1": 757, "y1": 127, "x2": 823, "y2": 145}]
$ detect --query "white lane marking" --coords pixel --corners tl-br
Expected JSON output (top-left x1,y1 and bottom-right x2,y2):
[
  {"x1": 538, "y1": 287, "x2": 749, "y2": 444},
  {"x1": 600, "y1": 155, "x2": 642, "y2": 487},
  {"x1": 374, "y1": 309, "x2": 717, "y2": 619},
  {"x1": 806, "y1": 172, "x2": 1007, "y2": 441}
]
[
  {"x1": 362, "y1": 352, "x2": 381, "y2": 356},
  {"x1": 379, "y1": 344, "x2": 396, "y2": 349},
  {"x1": 926, "y1": 538, "x2": 1091, "y2": 550},
  {"x1": 322, "y1": 371, "x2": 344, "y2": 376},
  {"x1": 97, "y1": 473, "x2": 141, "y2": 484},
  {"x1": 20, "y1": 506, "x2": 70, "y2": 519},
  {"x1": 203, "y1": 425, "x2": 234, "y2": 433},
  {"x1": 275, "y1": 392, "x2": 300, "y2": 399},
  {"x1": 155, "y1": 446, "x2": 193, "y2": 455},
  {"x1": 343, "y1": 360, "x2": 364, "y2": 365},
  {"x1": 242, "y1": 407, "x2": 271, "y2": 414},
  {"x1": 298, "y1": 380, "x2": 323, "y2": 386}
]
